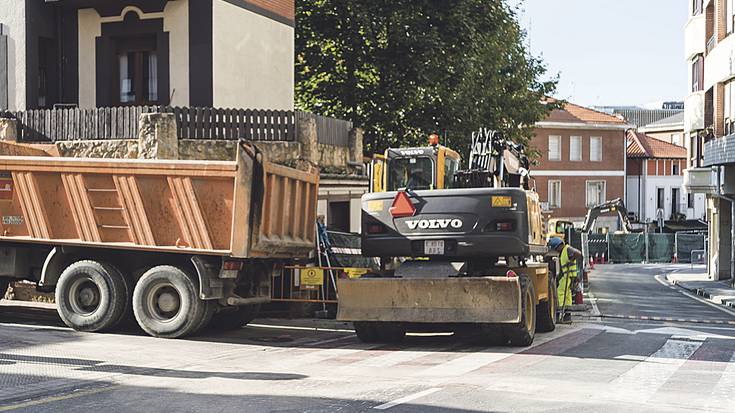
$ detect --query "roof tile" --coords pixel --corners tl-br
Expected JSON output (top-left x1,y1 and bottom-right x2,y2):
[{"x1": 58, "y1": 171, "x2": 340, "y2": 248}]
[{"x1": 626, "y1": 130, "x2": 686, "y2": 159}]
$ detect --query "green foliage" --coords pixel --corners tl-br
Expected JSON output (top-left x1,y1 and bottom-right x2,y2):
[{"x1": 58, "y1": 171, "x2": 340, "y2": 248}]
[{"x1": 296, "y1": 0, "x2": 559, "y2": 154}]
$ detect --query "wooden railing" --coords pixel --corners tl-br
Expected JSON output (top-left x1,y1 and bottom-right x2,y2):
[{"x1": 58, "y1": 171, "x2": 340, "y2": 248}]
[
  {"x1": 4, "y1": 106, "x2": 156, "y2": 142},
  {"x1": 2, "y1": 106, "x2": 353, "y2": 146},
  {"x1": 172, "y1": 107, "x2": 295, "y2": 141}
]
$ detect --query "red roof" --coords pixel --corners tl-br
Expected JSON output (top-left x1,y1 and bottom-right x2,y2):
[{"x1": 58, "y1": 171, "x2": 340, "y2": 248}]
[
  {"x1": 627, "y1": 130, "x2": 686, "y2": 159},
  {"x1": 543, "y1": 100, "x2": 626, "y2": 124}
]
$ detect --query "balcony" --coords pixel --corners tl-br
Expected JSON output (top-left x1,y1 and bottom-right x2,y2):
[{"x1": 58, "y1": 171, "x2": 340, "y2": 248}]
[
  {"x1": 685, "y1": 14, "x2": 706, "y2": 59},
  {"x1": 704, "y1": 34, "x2": 735, "y2": 90},
  {"x1": 683, "y1": 166, "x2": 717, "y2": 194},
  {"x1": 684, "y1": 92, "x2": 705, "y2": 132}
]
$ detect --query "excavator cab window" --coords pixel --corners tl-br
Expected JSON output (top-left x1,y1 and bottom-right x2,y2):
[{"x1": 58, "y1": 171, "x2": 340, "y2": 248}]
[
  {"x1": 388, "y1": 157, "x2": 434, "y2": 191},
  {"x1": 443, "y1": 157, "x2": 460, "y2": 189}
]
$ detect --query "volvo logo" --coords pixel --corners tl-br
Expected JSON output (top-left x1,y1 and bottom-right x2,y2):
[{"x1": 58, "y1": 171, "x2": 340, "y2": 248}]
[{"x1": 405, "y1": 219, "x2": 463, "y2": 230}]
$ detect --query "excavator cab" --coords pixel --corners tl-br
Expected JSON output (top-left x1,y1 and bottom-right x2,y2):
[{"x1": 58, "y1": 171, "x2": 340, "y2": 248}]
[{"x1": 369, "y1": 134, "x2": 461, "y2": 193}]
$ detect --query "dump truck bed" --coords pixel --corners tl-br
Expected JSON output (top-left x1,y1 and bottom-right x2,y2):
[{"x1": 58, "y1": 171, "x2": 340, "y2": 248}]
[{"x1": 0, "y1": 142, "x2": 318, "y2": 258}]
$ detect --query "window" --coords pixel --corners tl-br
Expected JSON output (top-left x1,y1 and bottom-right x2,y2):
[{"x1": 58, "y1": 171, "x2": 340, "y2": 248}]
[
  {"x1": 443, "y1": 157, "x2": 459, "y2": 189},
  {"x1": 692, "y1": 55, "x2": 704, "y2": 92},
  {"x1": 728, "y1": 0, "x2": 734, "y2": 34},
  {"x1": 688, "y1": 193, "x2": 695, "y2": 209},
  {"x1": 693, "y1": 0, "x2": 703, "y2": 16},
  {"x1": 570, "y1": 136, "x2": 582, "y2": 161},
  {"x1": 671, "y1": 133, "x2": 682, "y2": 146},
  {"x1": 586, "y1": 181, "x2": 606, "y2": 208},
  {"x1": 672, "y1": 162, "x2": 680, "y2": 175},
  {"x1": 690, "y1": 134, "x2": 702, "y2": 167},
  {"x1": 548, "y1": 180, "x2": 561, "y2": 209},
  {"x1": 672, "y1": 188, "x2": 680, "y2": 215},
  {"x1": 388, "y1": 157, "x2": 434, "y2": 191},
  {"x1": 590, "y1": 137, "x2": 602, "y2": 162},
  {"x1": 115, "y1": 36, "x2": 159, "y2": 105},
  {"x1": 548, "y1": 135, "x2": 561, "y2": 161},
  {"x1": 657, "y1": 188, "x2": 665, "y2": 210}
]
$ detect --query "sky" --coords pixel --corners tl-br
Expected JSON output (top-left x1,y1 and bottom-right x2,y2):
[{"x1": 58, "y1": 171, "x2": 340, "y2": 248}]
[{"x1": 511, "y1": 0, "x2": 688, "y2": 108}]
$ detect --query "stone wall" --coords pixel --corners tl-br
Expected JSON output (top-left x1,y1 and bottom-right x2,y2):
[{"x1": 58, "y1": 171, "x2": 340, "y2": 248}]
[{"x1": 0, "y1": 116, "x2": 362, "y2": 173}]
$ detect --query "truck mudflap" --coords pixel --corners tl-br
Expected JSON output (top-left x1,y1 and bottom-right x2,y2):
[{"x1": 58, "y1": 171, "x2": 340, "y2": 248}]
[{"x1": 336, "y1": 276, "x2": 522, "y2": 324}]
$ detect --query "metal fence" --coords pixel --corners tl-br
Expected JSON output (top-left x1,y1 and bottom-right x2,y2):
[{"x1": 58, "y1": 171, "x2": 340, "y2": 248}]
[
  {"x1": 583, "y1": 232, "x2": 706, "y2": 264},
  {"x1": 2, "y1": 106, "x2": 353, "y2": 147}
]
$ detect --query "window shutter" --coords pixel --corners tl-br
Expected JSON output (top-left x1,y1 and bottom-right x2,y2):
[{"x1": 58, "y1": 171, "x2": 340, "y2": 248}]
[
  {"x1": 570, "y1": 136, "x2": 582, "y2": 161},
  {"x1": 590, "y1": 137, "x2": 602, "y2": 161},
  {"x1": 549, "y1": 136, "x2": 561, "y2": 160}
]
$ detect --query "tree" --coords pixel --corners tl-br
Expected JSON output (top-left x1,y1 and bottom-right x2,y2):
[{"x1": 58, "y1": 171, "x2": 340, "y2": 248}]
[{"x1": 296, "y1": 0, "x2": 559, "y2": 154}]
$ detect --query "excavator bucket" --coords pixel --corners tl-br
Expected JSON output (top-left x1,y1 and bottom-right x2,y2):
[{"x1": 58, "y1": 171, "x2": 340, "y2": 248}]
[{"x1": 336, "y1": 277, "x2": 522, "y2": 324}]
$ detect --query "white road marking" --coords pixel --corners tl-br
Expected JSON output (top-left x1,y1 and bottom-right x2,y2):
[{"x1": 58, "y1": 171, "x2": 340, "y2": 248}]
[
  {"x1": 342, "y1": 347, "x2": 440, "y2": 369},
  {"x1": 655, "y1": 274, "x2": 735, "y2": 318},
  {"x1": 248, "y1": 323, "x2": 356, "y2": 333},
  {"x1": 709, "y1": 352, "x2": 735, "y2": 410},
  {"x1": 609, "y1": 338, "x2": 702, "y2": 403},
  {"x1": 614, "y1": 355, "x2": 647, "y2": 361},
  {"x1": 413, "y1": 350, "x2": 515, "y2": 377},
  {"x1": 373, "y1": 388, "x2": 442, "y2": 410},
  {"x1": 588, "y1": 291, "x2": 602, "y2": 317}
]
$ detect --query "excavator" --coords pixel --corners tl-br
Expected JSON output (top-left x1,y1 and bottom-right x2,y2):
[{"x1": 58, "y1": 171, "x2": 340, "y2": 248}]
[
  {"x1": 581, "y1": 198, "x2": 635, "y2": 234},
  {"x1": 337, "y1": 129, "x2": 558, "y2": 346}
]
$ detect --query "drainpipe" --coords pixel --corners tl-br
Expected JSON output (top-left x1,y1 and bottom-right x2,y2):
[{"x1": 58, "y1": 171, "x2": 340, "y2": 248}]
[{"x1": 715, "y1": 166, "x2": 735, "y2": 287}]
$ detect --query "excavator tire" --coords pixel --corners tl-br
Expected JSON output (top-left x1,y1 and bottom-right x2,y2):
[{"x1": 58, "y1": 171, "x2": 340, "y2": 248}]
[
  {"x1": 504, "y1": 275, "x2": 536, "y2": 347},
  {"x1": 536, "y1": 274, "x2": 557, "y2": 333}
]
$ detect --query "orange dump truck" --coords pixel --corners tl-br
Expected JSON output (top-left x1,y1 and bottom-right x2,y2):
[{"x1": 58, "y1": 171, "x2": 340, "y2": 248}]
[{"x1": 0, "y1": 141, "x2": 318, "y2": 338}]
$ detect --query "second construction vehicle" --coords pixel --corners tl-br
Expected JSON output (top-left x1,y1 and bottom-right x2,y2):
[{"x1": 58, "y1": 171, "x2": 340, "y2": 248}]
[{"x1": 337, "y1": 130, "x2": 557, "y2": 346}]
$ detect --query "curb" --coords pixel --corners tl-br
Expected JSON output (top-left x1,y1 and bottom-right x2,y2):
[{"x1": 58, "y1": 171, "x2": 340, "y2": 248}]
[{"x1": 666, "y1": 275, "x2": 735, "y2": 309}]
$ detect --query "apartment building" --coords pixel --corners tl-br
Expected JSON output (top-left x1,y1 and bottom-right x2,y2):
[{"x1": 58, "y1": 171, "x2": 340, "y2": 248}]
[
  {"x1": 626, "y1": 130, "x2": 706, "y2": 224},
  {"x1": 532, "y1": 102, "x2": 630, "y2": 232},
  {"x1": 684, "y1": 0, "x2": 735, "y2": 281},
  {"x1": 0, "y1": 0, "x2": 295, "y2": 111}
]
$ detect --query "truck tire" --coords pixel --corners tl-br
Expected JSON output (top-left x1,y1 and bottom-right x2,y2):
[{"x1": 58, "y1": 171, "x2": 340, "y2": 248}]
[
  {"x1": 536, "y1": 274, "x2": 557, "y2": 333},
  {"x1": 210, "y1": 304, "x2": 261, "y2": 331},
  {"x1": 192, "y1": 299, "x2": 216, "y2": 335},
  {"x1": 55, "y1": 261, "x2": 129, "y2": 332},
  {"x1": 0, "y1": 278, "x2": 9, "y2": 299},
  {"x1": 132, "y1": 265, "x2": 207, "y2": 339},
  {"x1": 504, "y1": 275, "x2": 536, "y2": 347},
  {"x1": 354, "y1": 322, "x2": 405, "y2": 343}
]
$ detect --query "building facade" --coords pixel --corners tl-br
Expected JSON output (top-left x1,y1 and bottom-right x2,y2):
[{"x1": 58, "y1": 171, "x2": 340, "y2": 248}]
[
  {"x1": 638, "y1": 112, "x2": 686, "y2": 146},
  {"x1": 0, "y1": 0, "x2": 295, "y2": 111},
  {"x1": 532, "y1": 102, "x2": 630, "y2": 232},
  {"x1": 684, "y1": 0, "x2": 735, "y2": 281},
  {"x1": 626, "y1": 131, "x2": 706, "y2": 224}
]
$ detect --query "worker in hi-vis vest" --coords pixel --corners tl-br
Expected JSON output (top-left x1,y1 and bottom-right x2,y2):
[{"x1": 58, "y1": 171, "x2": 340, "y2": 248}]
[{"x1": 548, "y1": 237, "x2": 583, "y2": 322}]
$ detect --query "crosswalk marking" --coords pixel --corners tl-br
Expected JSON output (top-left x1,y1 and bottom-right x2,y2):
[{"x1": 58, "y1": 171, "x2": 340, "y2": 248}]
[
  {"x1": 709, "y1": 351, "x2": 735, "y2": 408},
  {"x1": 412, "y1": 350, "x2": 515, "y2": 377},
  {"x1": 608, "y1": 338, "x2": 703, "y2": 403}
]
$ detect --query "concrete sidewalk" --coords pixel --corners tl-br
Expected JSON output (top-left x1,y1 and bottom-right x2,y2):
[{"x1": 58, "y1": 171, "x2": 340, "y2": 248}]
[{"x1": 666, "y1": 265, "x2": 735, "y2": 308}]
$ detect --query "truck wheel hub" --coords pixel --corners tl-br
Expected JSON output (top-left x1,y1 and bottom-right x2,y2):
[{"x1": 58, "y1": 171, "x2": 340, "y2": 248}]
[
  {"x1": 70, "y1": 279, "x2": 100, "y2": 314},
  {"x1": 151, "y1": 285, "x2": 180, "y2": 317}
]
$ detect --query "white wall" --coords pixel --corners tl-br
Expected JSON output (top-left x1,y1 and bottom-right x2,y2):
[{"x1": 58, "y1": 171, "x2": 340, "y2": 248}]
[
  {"x1": 0, "y1": 0, "x2": 26, "y2": 110},
  {"x1": 78, "y1": 8, "x2": 101, "y2": 109},
  {"x1": 629, "y1": 173, "x2": 706, "y2": 222},
  {"x1": 77, "y1": 3, "x2": 190, "y2": 108},
  {"x1": 212, "y1": 0, "x2": 294, "y2": 110}
]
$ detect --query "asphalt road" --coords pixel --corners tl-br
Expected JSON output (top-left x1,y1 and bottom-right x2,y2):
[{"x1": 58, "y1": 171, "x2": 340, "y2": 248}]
[{"x1": 1, "y1": 264, "x2": 734, "y2": 413}]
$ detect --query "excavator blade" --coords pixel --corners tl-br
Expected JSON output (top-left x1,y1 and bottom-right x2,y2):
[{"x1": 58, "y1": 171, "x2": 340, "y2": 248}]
[{"x1": 336, "y1": 277, "x2": 522, "y2": 324}]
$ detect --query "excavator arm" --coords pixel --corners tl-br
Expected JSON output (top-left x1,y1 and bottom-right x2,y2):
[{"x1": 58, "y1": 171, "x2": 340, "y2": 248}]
[{"x1": 582, "y1": 198, "x2": 634, "y2": 233}]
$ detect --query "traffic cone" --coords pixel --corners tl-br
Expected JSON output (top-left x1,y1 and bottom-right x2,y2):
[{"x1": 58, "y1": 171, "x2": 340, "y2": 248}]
[
  {"x1": 574, "y1": 289, "x2": 584, "y2": 305},
  {"x1": 601, "y1": 253, "x2": 607, "y2": 264},
  {"x1": 589, "y1": 255, "x2": 595, "y2": 270},
  {"x1": 672, "y1": 253, "x2": 678, "y2": 264},
  {"x1": 595, "y1": 253, "x2": 600, "y2": 264}
]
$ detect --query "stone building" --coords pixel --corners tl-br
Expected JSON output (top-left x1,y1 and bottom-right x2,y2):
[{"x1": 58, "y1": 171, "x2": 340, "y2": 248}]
[{"x1": 0, "y1": 0, "x2": 294, "y2": 111}]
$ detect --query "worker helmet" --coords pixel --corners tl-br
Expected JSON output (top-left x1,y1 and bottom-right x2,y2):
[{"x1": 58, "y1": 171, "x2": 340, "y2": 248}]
[{"x1": 547, "y1": 237, "x2": 564, "y2": 251}]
